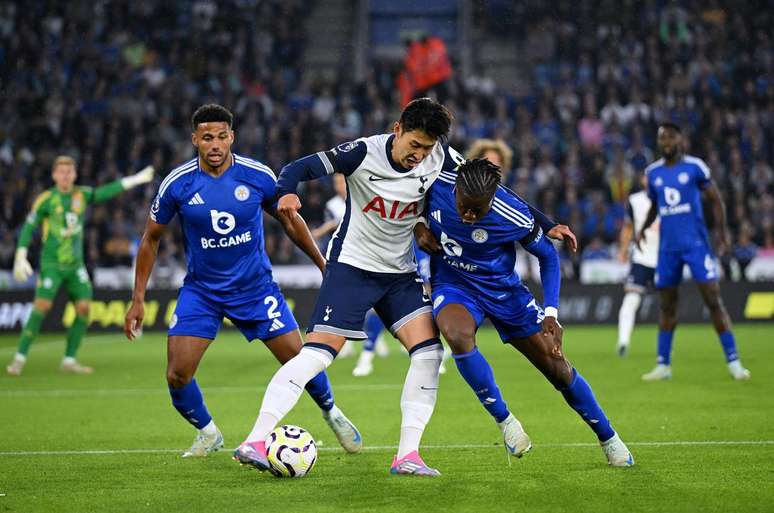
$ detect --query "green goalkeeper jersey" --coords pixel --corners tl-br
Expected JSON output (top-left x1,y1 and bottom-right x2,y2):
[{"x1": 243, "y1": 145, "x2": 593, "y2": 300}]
[{"x1": 18, "y1": 180, "x2": 125, "y2": 268}]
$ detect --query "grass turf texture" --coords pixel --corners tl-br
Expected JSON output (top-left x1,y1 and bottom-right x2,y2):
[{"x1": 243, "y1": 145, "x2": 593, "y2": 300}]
[{"x1": 1, "y1": 324, "x2": 772, "y2": 513}]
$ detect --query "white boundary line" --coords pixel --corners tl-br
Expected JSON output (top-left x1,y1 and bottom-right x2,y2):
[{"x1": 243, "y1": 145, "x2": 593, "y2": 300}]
[{"x1": 1, "y1": 440, "x2": 773, "y2": 457}]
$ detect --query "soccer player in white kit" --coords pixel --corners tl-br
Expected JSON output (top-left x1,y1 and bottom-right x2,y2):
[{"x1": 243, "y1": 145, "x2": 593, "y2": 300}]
[
  {"x1": 235, "y1": 98, "x2": 457, "y2": 476},
  {"x1": 616, "y1": 174, "x2": 660, "y2": 356}
]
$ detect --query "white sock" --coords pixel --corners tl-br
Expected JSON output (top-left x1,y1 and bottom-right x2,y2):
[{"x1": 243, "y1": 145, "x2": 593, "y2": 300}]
[
  {"x1": 397, "y1": 343, "x2": 443, "y2": 459},
  {"x1": 246, "y1": 347, "x2": 333, "y2": 443},
  {"x1": 14, "y1": 352, "x2": 27, "y2": 363},
  {"x1": 200, "y1": 419, "x2": 217, "y2": 436},
  {"x1": 356, "y1": 350, "x2": 374, "y2": 366},
  {"x1": 62, "y1": 356, "x2": 76, "y2": 365},
  {"x1": 617, "y1": 292, "x2": 642, "y2": 345}
]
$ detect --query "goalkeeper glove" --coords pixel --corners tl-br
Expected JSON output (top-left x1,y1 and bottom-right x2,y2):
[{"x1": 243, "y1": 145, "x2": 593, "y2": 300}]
[
  {"x1": 13, "y1": 248, "x2": 33, "y2": 282},
  {"x1": 121, "y1": 166, "x2": 155, "y2": 189}
]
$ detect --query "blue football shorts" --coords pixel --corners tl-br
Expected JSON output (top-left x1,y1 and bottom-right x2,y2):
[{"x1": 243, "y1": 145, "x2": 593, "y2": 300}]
[{"x1": 656, "y1": 244, "x2": 718, "y2": 288}]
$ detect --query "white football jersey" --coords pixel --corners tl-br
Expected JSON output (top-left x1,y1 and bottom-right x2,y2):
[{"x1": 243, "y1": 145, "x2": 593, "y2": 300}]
[
  {"x1": 324, "y1": 195, "x2": 346, "y2": 223},
  {"x1": 628, "y1": 190, "x2": 659, "y2": 268},
  {"x1": 318, "y1": 134, "x2": 462, "y2": 273}
]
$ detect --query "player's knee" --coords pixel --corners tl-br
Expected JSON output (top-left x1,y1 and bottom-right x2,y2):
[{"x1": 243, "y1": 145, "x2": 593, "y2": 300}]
[
  {"x1": 33, "y1": 300, "x2": 52, "y2": 314},
  {"x1": 166, "y1": 369, "x2": 193, "y2": 389},
  {"x1": 441, "y1": 324, "x2": 475, "y2": 354},
  {"x1": 75, "y1": 302, "x2": 90, "y2": 317}
]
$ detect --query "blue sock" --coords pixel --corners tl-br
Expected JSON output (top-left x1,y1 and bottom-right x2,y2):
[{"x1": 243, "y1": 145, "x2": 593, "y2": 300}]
[
  {"x1": 559, "y1": 369, "x2": 615, "y2": 442},
  {"x1": 657, "y1": 330, "x2": 674, "y2": 365},
  {"x1": 305, "y1": 371, "x2": 334, "y2": 412},
  {"x1": 169, "y1": 379, "x2": 212, "y2": 430},
  {"x1": 718, "y1": 331, "x2": 739, "y2": 362},
  {"x1": 363, "y1": 311, "x2": 384, "y2": 352},
  {"x1": 453, "y1": 347, "x2": 510, "y2": 423}
]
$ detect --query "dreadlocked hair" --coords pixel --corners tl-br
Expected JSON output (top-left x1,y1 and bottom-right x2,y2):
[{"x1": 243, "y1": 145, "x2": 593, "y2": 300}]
[{"x1": 456, "y1": 158, "x2": 502, "y2": 200}]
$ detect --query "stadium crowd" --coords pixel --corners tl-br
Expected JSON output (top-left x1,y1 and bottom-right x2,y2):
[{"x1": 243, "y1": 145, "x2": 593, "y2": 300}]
[{"x1": 1, "y1": 1, "x2": 772, "y2": 282}]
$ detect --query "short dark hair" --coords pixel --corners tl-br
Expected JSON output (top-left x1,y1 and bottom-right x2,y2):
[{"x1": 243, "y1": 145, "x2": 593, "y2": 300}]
[
  {"x1": 399, "y1": 98, "x2": 452, "y2": 141},
  {"x1": 456, "y1": 158, "x2": 501, "y2": 200},
  {"x1": 191, "y1": 104, "x2": 233, "y2": 130},
  {"x1": 658, "y1": 121, "x2": 682, "y2": 133}
]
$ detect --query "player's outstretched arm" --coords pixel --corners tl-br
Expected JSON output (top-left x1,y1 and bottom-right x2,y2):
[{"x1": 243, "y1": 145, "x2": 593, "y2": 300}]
[
  {"x1": 514, "y1": 196, "x2": 577, "y2": 253},
  {"x1": 635, "y1": 202, "x2": 658, "y2": 250},
  {"x1": 413, "y1": 221, "x2": 441, "y2": 253},
  {"x1": 92, "y1": 166, "x2": 155, "y2": 203},
  {"x1": 13, "y1": 193, "x2": 49, "y2": 282},
  {"x1": 270, "y1": 209, "x2": 326, "y2": 274},
  {"x1": 124, "y1": 219, "x2": 165, "y2": 340},
  {"x1": 703, "y1": 181, "x2": 730, "y2": 255}
]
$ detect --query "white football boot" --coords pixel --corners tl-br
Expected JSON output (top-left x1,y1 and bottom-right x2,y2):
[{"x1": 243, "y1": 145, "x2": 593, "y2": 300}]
[
  {"x1": 498, "y1": 413, "x2": 532, "y2": 458},
  {"x1": 642, "y1": 364, "x2": 672, "y2": 381},
  {"x1": 728, "y1": 360, "x2": 751, "y2": 380},
  {"x1": 601, "y1": 432, "x2": 634, "y2": 466},
  {"x1": 182, "y1": 428, "x2": 224, "y2": 458},
  {"x1": 322, "y1": 404, "x2": 362, "y2": 453},
  {"x1": 6, "y1": 353, "x2": 26, "y2": 376},
  {"x1": 352, "y1": 350, "x2": 375, "y2": 377}
]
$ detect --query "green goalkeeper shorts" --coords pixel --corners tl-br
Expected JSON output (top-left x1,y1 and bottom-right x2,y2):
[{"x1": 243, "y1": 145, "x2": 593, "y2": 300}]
[{"x1": 35, "y1": 264, "x2": 93, "y2": 302}]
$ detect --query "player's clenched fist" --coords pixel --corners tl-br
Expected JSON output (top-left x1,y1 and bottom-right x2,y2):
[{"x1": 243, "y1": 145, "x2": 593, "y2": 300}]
[
  {"x1": 124, "y1": 300, "x2": 145, "y2": 340},
  {"x1": 413, "y1": 222, "x2": 441, "y2": 253},
  {"x1": 277, "y1": 194, "x2": 302, "y2": 216}
]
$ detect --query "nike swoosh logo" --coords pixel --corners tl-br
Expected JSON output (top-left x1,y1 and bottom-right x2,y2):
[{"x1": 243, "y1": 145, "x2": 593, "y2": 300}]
[
  {"x1": 368, "y1": 176, "x2": 387, "y2": 181},
  {"x1": 289, "y1": 380, "x2": 303, "y2": 390},
  {"x1": 420, "y1": 386, "x2": 438, "y2": 390}
]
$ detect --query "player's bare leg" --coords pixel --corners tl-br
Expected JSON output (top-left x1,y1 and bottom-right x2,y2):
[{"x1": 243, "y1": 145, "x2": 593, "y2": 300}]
[
  {"x1": 7, "y1": 298, "x2": 52, "y2": 376},
  {"x1": 390, "y1": 312, "x2": 443, "y2": 476},
  {"x1": 696, "y1": 281, "x2": 750, "y2": 380},
  {"x1": 643, "y1": 286, "x2": 678, "y2": 381},
  {"x1": 509, "y1": 330, "x2": 634, "y2": 466},
  {"x1": 261, "y1": 329, "x2": 362, "y2": 453},
  {"x1": 166, "y1": 335, "x2": 223, "y2": 457},
  {"x1": 436, "y1": 303, "x2": 531, "y2": 458},
  {"x1": 60, "y1": 299, "x2": 93, "y2": 374}
]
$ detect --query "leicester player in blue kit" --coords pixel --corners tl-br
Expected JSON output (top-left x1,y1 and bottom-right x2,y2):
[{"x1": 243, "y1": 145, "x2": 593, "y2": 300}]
[
  {"x1": 414, "y1": 158, "x2": 635, "y2": 466},
  {"x1": 637, "y1": 123, "x2": 750, "y2": 381},
  {"x1": 124, "y1": 104, "x2": 362, "y2": 458}
]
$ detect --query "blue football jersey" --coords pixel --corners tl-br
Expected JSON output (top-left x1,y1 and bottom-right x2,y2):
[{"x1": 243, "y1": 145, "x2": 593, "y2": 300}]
[
  {"x1": 427, "y1": 170, "x2": 537, "y2": 300},
  {"x1": 646, "y1": 155, "x2": 711, "y2": 251},
  {"x1": 150, "y1": 154, "x2": 278, "y2": 295}
]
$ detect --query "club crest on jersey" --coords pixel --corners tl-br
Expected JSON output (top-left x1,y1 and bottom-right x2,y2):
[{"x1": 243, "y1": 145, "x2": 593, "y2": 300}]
[
  {"x1": 362, "y1": 196, "x2": 419, "y2": 219},
  {"x1": 234, "y1": 185, "x2": 250, "y2": 201},
  {"x1": 471, "y1": 228, "x2": 488, "y2": 243},
  {"x1": 678, "y1": 172, "x2": 689, "y2": 184},
  {"x1": 654, "y1": 177, "x2": 664, "y2": 187}
]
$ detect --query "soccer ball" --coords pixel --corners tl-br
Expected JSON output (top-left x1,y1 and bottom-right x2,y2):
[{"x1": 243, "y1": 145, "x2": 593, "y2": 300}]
[{"x1": 265, "y1": 425, "x2": 318, "y2": 478}]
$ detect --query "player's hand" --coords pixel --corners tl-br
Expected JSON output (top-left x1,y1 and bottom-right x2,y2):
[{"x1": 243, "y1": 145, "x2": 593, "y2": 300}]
[
  {"x1": 121, "y1": 166, "x2": 156, "y2": 189},
  {"x1": 541, "y1": 316, "x2": 564, "y2": 356},
  {"x1": 277, "y1": 194, "x2": 302, "y2": 217},
  {"x1": 547, "y1": 224, "x2": 577, "y2": 253},
  {"x1": 414, "y1": 222, "x2": 441, "y2": 253},
  {"x1": 12, "y1": 248, "x2": 33, "y2": 282},
  {"x1": 124, "y1": 300, "x2": 145, "y2": 341}
]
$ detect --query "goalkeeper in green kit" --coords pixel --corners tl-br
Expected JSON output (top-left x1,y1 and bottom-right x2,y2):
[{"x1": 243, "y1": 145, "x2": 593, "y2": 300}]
[{"x1": 7, "y1": 155, "x2": 154, "y2": 376}]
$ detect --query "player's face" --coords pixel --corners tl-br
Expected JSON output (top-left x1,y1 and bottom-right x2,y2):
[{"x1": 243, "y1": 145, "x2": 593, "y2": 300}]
[
  {"x1": 52, "y1": 164, "x2": 76, "y2": 191},
  {"x1": 657, "y1": 127, "x2": 682, "y2": 160},
  {"x1": 392, "y1": 123, "x2": 437, "y2": 169},
  {"x1": 192, "y1": 122, "x2": 234, "y2": 169},
  {"x1": 455, "y1": 188, "x2": 493, "y2": 224}
]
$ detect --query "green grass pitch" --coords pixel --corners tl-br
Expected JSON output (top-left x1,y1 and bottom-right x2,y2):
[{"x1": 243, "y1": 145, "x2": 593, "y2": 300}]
[{"x1": 1, "y1": 324, "x2": 772, "y2": 513}]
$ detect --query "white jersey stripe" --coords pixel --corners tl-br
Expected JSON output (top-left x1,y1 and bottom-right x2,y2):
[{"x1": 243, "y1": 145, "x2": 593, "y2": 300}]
[
  {"x1": 491, "y1": 204, "x2": 533, "y2": 228},
  {"x1": 316, "y1": 152, "x2": 335, "y2": 175},
  {"x1": 436, "y1": 175, "x2": 455, "y2": 185},
  {"x1": 159, "y1": 162, "x2": 198, "y2": 198},
  {"x1": 234, "y1": 155, "x2": 276, "y2": 182},
  {"x1": 158, "y1": 160, "x2": 196, "y2": 191},
  {"x1": 492, "y1": 198, "x2": 532, "y2": 225}
]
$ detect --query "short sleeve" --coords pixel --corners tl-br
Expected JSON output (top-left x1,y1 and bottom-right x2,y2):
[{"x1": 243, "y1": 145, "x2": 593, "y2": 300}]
[
  {"x1": 693, "y1": 159, "x2": 711, "y2": 189},
  {"x1": 259, "y1": 172, "x2": 279, "y2": 211},
  {"x1": 324, "y1": 140, "x2": 368, "y2": 176},
  {"x1": 647, "y1": 174, "x2": 657, "y2": 202},
  {"x1": 149, "y1": 187, "x2": 177, "y2": 224},
  {"x1": 442, "y1": 145, "x2": 465, "y2": 172}
]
